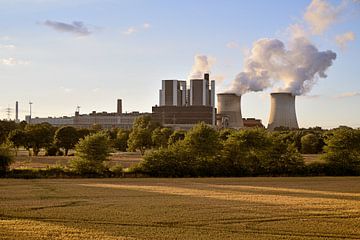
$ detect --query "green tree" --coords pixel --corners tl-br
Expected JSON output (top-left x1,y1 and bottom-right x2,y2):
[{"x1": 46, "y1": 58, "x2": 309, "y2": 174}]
[
  {"x1": 152, "y1": 127, "x2": 173, "y2": 148},
  {"x1": 128, "y1": 116, "x2": 156, "y2": 155},
  {"x1": 301, "y1": 133, "x2": 321, "y2": 154},
  {"x1": 221, "y1": 128, "x2": 271, "y2": 176},
  {"x1": 70, "y1": 132, "x2": 112, "y2": 175},
  {"x1": 25, "y1": 123, "x2": 54, "y2": 156},
  {"x1": 322, "y1": 128, "x2": 360, "y2": 175},
  {"x1": 168, "y1": 130, "x2": 186, "y2": 145},
  {"x1": 77, "y1": 128, "x2": 91, "y2": 140},
  {"x1": 54, "y1": 126, "x2": 79, "y2": 156},
  {"x1": 114, "y1": 129, "x2": 129, "y2": 151},
  {"x1": 0, "y1": 120, "x2": 17, "y2": 144},
  {"x1": 0, "y1": 144, "x2": 13, "y2": 176},
  {"x1": 8, "y1": 129, "x2": 27, "y2": 155}
]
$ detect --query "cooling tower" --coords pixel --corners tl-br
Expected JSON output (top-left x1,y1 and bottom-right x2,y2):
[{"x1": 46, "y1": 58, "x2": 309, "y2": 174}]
[
  {"x1": 217, "y1": 93, "x2": 244, "y2": 129},
  {"x1": 267, "y1": 92, "x2": 299, "y2": 131}
]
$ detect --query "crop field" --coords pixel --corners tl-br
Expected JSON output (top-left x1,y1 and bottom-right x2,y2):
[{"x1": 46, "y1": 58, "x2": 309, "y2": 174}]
[{"x1": 1, "y1": 177, "x2": 359, "y2": 240}]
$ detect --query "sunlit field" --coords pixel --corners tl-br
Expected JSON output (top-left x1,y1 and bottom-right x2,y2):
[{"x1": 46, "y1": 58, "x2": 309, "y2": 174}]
[{"x1": 1, "y1": 177, "x2": 359, "y2": 239}]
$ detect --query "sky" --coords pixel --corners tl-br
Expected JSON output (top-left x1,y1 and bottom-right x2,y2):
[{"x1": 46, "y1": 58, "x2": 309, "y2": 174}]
[{"x1": 0, "y1": 0, "x2": 359, "y2": 128}]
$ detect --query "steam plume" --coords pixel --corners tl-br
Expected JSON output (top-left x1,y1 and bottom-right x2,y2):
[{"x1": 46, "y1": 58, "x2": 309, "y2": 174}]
[
  {"x1": 228, "y1": 37, "x2": 336, "y2": 95},
  {"x1": 189, "y1": 55, "x2": 215, "y2": 79}
]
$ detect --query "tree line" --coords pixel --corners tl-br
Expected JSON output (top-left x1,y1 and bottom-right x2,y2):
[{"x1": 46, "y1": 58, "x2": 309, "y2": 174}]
[{"x1": 0, "y1": 118, "x2": 359, "y2": 177}]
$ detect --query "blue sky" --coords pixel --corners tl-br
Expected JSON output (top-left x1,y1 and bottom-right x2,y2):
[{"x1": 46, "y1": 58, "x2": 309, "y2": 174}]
[{"x1": 0, "y1": 0, "x2": 359, "y2": 128}]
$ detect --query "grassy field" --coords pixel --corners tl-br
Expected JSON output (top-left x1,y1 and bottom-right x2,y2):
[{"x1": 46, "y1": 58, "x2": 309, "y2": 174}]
[
  {"x1": 0, "y1": 177, "x2": 359, "y2": 239},
  {"x1": 11, "y1": 150, "x2": 142, "y2": 169}
]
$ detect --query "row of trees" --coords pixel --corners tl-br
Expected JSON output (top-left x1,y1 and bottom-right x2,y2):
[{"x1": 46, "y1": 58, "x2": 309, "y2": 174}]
[{"x1": 1, "y1": 118, "x2": 359, "y2": 177}]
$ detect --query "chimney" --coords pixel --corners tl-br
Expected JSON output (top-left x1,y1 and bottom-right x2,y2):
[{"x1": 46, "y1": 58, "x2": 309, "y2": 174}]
[
  {"x1": 15, "y1": 101, "x2": 19, "y2": 122},
  {"x1": 117, "y1": 99, "x2": 122, "y2": 114},
  {"x1": 217, "y1": 93, "x2": 244, "y2": 129},
  {"x1": 204, "y1": 73, "x2": 209, "y2": 81},
  {"x1": 267, "y1": 92, "x2": 299, "y2": 130}
]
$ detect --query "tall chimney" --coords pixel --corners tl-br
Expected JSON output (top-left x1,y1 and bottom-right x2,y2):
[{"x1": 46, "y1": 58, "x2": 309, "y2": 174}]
[
  {"x1": 217, "y1": 93, "x2": 244, "y2": 129},
  {"x1": 15, "y1": 101, "x2": 19, "y2": 122},
  {"x1": 117, "y1": 99, "x2": 122, "y2": 114},
  {"x1": 267, "y1": 92, "x2": 299, "y2": 130},
  {"x1": 204, "y1": 73, "x2": 209, "y2": 81}
]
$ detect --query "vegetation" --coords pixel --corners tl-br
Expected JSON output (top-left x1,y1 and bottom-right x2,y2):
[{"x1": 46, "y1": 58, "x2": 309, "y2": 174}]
[
  {"x1": 0, "y1": 177, "x2": 359, "y2": 239},
  {"x1": 54, "y1": 126, "x2": 79, "y2": 156},
  {"x1": 0, "y1": 144, "x2": 13, "y2": 176},
  {"x1": 127, "y1": 116, "x2": 158, "y2": 154},
  {"x1": 70, "y1": 132, "x2": 112, "y2": 175}
]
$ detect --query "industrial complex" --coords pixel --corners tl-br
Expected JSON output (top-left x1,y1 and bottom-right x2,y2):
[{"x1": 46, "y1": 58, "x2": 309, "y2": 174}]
[{"x1": 10, "y1": 73, "x2": 302, "y2": 130}]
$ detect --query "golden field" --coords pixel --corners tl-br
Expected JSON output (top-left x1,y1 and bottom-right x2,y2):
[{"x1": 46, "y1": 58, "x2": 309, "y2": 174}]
[{"x1": 0, "y1": 177, "x2": 359, "y2": 239}]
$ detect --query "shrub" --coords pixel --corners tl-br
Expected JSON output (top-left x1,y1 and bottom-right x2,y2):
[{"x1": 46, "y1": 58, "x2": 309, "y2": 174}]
[
  {"x1": 70, "y1": 132, "x2": 112, "y2": 175},
  {"x1": 0, "y1": 144, "x2": 14, "y2": 176},
  {"x1": 110, "y1": 163, "x2": 123, "y2": 176}
]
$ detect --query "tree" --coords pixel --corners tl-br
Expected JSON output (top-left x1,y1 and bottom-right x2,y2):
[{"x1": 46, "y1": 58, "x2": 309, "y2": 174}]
[
  {"x1": 25, "y1": 123, "x2": 54, "y2": 156},
  {"x1": 54, "y1": 126, "x2": 79, "y2": 156},
  {"x1": 322, "y1": 128, "x2": 360, "y2": 175},
  {"x1": 0, "y1": 144, "x2": 13, "y2": 176},
  {"x1": 152, "y1": 127, "x2": 173, "y2": 148},
  {"x1": 128, "y1": 116, "x2": 156, "y2": 155},
  {"x1": 0, "y1": 120, "x2": 17, "y2": 144},
  {"x1": 301, "y1": 133, "x2": 321, "y2": 154},
  {"x1": 8, "y1": 129, "x2": 27, "y2": 155},
  {"x1": 168, "y1": 130, "x2": 186, "y2": 145},
  {"x1": 114, "y1": 129, "x2": 129, "y2": 151},
  {"x1": 77, "y1": 128, "x2": 90, "y2": 140},
  {"x1": 70, "y1": 132, "x2": 112, "y2": 175},
  {"x1": 221, "y1": 128, "x2": 271, "y2": 176}
]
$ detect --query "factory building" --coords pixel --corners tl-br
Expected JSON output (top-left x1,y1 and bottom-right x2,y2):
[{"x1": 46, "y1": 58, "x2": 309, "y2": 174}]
[
  {"x1": 153, "y1": 73, "x2": 216, "y2": 129},
  {"x1": 27, "y1": 99, "x2": 148, "y2": 129}
]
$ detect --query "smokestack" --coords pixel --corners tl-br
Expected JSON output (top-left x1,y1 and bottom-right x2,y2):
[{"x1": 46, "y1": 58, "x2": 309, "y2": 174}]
[
  {"x1": 204, "y1": 73, "x2": 209, "y2": 81},
  {"x1": 217, "y1": 93, "x2": 244, "y2": 129},
  {"x1": 267, "y1": 92, "x2": 299, "y2": 131},
  {"x1": 15, "y1": 101, "x2": 19, "y2": 122},
  {"x1": 117, "y1": 99, "x2": 122, "y2": 114}
]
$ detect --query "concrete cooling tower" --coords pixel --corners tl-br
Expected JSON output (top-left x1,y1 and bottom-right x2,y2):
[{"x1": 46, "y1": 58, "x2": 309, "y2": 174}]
[
  {"x1": 267, "y1": 92, "x2": 299, "y2": 131},
  {"x1": 217, "y1": 93, "x2": 244, "y2": 129}
]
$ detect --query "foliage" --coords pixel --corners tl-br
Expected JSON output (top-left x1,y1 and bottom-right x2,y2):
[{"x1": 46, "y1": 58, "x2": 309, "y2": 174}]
[
  {"x1": 70, "y1": 132, "x2": 112, "y2": 175},
  {"x1": 0, "y1": 144, "x2": 14, "y2": 176},
  {"x1": 127, "y1": 116, "x2": 157, "y2": 155},
  {"x1": 322, "y1": 128, "x2": 360, "y2": 175},
  {"x1": 0, "y1": 120, "x2": 17, "y2": 144},
  {"x1": 109, "y1": 163, "x2": 124, "y2": 176},
  {"x1": 8, "y1": 129, "x2": 27, "y2": 154},
  {"x1": 114, "y1": 129, "x2": 130, "y2": 151},
  {"x1": 25, "y1": 123, "x2": 55, "y2": 156},
  {"x1": 301, "y1": 133, "x2": 323, "y2": 154},
  {"x1": 54, "y1": 126, "x2": 79, "y2": 155},
  {"x1": 167, "y1": 130, "x2": 186, "y2": 145},
  {"x1": 152, "y1": 127, "x2": 173, "y2": 148}
]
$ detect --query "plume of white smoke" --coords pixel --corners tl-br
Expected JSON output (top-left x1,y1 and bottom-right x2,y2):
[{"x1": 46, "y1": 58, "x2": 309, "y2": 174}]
[
  {"x1": 189, "y1": 55, "x2": 215, "y2": 79},
  {"x1": 227, "y1": 37, "x2": 336, "y2": 95},
  {"x1": 336, "y1": 31, "x2": 356, "y2": 49}
]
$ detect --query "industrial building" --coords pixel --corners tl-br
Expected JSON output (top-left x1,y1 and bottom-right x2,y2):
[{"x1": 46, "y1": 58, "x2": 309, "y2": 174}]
[
  {"x1": 26, "y1": 99, "x2": 148, "y2": 129},
  {"x1": 152, "y1": 73, "x2": 216, "y2": 129},
  {"x1": 267, "y1": 92, "x2": 299, "y2": 130}
]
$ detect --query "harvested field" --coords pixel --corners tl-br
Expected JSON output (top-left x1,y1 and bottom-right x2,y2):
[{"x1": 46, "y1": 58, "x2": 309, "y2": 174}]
[
  {"x1": 11, "y1": 150, "x2": 142, "y2": 169},
  {"x1": 0, "y1": 177, "x2": 359, "y2": 239}
]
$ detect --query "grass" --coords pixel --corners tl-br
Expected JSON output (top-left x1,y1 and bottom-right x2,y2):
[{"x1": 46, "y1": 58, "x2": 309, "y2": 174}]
[{"x1": 1, "y1": 177, "x2": 359, "y2": 239}]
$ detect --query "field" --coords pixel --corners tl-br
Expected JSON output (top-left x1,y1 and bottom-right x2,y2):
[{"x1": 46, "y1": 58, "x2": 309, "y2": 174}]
[{"x1": 1, "y1": 177, "x2": 359, "y2": 239}]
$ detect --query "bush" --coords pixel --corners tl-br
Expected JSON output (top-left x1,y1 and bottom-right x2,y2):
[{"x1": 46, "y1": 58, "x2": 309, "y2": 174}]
[
  {"x1": 70, "y1": 132, "x2": 112, "y2": 175},
  {"x1": 110, "y1": 163, "x2": 123, "y2": 176},
  {"x1": 0, "y1": 144, "x2": 14, "y2": 176},
  {"x1": 45, "y1": 145, "x2": 58, "y2": 156}
]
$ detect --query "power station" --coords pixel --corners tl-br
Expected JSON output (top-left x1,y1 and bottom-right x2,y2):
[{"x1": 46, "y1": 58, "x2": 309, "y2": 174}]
[{"x1": 8, "y1": 73, "x2": 306, "y2": 130}]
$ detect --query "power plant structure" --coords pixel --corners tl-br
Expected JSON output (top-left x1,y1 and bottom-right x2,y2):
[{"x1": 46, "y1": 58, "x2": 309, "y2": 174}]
[
  {"x1": 267, "y1": 92, "x2": 299, "y2": 131},
  {"x1": 217, "y1": 93, "x2": 244, "y2": 129},
  {"x1": 153, "y1": 73, "x2": 216, "y2": 129}
]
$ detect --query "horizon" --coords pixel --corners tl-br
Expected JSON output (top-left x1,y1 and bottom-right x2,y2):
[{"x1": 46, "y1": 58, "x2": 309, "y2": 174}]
[{"x1": 1, "y1": 0, "x2": 359, "y2": 128}]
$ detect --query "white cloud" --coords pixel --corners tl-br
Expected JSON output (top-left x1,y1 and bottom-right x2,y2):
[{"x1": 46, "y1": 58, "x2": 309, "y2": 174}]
[
  {"x1": 226, "y1": 41, "x2": 239, "y2": 49},
  {"x1": 336, "y1": 91, "x2": 360, "y2": 98},
  {"x1": 143, "y1": 23, "x2": 151, "y2": 29},
  {"x1": 0, "y1": 36, "x2": 11, "y2": 41},
  {"x1": 0, "y1": 44, "x2": 16, "y2": 49},
  {"x1": 0, "y1": 58, "x2": 29, "y2": 66},
  {"x1": 123, "y1": 27, "x2": 137, "y2": 35},
  {"x1": 335, "y1": 31, "x2": 356, "y2": 50},
  {"x1": 44, "y1": 20, "x2": 92, "y2": 36},
  {"x1": 304, "y1": 0, "x2": 343, "y2": 35},
  {"x1": 60, "y1": 86, "x2": 73, "y2": 93}
]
